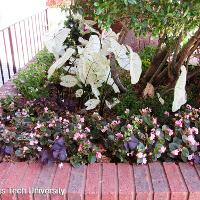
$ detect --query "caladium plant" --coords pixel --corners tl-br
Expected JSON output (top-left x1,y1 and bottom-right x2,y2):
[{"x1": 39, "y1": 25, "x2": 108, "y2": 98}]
[{"x1": 45, "y1": 11, "x2": 142, "y2": 112}]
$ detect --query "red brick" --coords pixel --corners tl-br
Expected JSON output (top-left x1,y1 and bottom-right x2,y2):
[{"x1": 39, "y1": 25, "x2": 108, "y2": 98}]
[
  {"x1": 34, "y1": 163, "x2": 57, "y2": 200},
  {"x1": 133, "y1": 164, "x2": 153, "y2": 200},
  {"x1": 85, "y1": 164, "x2": 101, "y2": 200},
  {"x1": 0, "y1": 163, "x2": 11, "y2": 199},
  {"x1": 102, "y1": 163, "x2": 118, "y2": 200},
  {"x1": 195, "y1": 164, "x2": 200, "y2": 177},
  {"x1": 163, "y1": 162, "x2": 188, "y2": 200},
  {"x1": 179, "y1": 163, "x2": 200, "y2": 200},
  {"x1": 149, "y1": 162, "x2": 170, "y2": 200},
  {"x1": 51, "y1": 163, "x2": 71, "y2": 200},
  {"x1": 18, "y1": 162, "x2": 42, "y2": 200},
  {"x1": 118, "y1": 163, "x2": 135, "y2": 200},
  {"x1": 68, "y1": 165, "x2": 86, "y2": 200},
  {"x1": 1, "y1": 162, "x2": 28, "y2": 200}
]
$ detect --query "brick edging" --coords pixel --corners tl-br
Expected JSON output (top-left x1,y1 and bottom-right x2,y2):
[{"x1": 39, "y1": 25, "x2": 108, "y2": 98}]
[{"x1": 0, "y1": 162, "x2": 200, "y2": 200}]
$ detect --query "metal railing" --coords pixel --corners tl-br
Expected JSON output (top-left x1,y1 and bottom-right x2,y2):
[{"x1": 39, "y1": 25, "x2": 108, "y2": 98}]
[{"x1": 0, "y1": 8, "x2": 48, "y2": 85}]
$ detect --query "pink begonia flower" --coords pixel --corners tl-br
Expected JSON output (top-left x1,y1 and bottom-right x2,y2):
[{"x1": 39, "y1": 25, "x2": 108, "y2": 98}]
[
  {"x1": 80, "y1": 133, "x2": 86, "y2": 139},
  {"x1": 63, "y1": 119, "x2": 69, "y2": 124},
  {"x1": 127, "y1": 124, "x2": 133, "y2": 129},
  {"x1": 111, "y1": 120, "x2": 120, "y2": 126},
  {"x1": 155, "y1": 129, "x2": 161, "y2": 136},
  {"x1": 59, "y1": 117, "x2": 63, "y2": 122},
  {"x1": 175, "y1": 119, "x2": 183, "y2": 127},
  {"x1": 48, "y1": 123, "x2": 54, "y2": 128},
  {"x1": 22, "y1": 109, "x2": 27, "y2": 116},
  {"x1": 186, "y1": 104, "x2": 192, "y2": 110},
  {"x1": 115, "y1": 132, "x2": 123, "y2": 139},
  {"x1": 188, "y1": 154, "x2": 194, "y2": 161},
  {"x1": 85, "y1": 127, "x2": 91, "y2": 133},
  {"x1": 164, "y1": 111, "x2": 170, "y2": 116},
  {"x1": 101, "y1": 126, "x2": 108, "y2": 132},
  {"x1": 159, "y1": 146, "x2": 166, "y2": 153},
  {"x1": 29, "y1": 141, "x2": 35, "y2": 146},
  {"x1": 185, "y1": 115, "x2": 190, "y2": 119},
  {"x1": 125, "y1": 109, "x2": 130, "y2": 114},
  {"x1": 44, "y1": 107, "x2": 48, "y2": 113},
  {"x1": 96, "y1": 152, "x2": 102, "y2": 159},
  {"x1": 37, "y1": 147, "x2": 42, "y2": 152},
  {"x1": 187, "y1": 135, "x2": 196, "y2": 145},
  {"x1": 78, "y1": 144, "x2": 83, "y2": 152},
  {"x1": 34, "y1": 122, "x2": 42, "y2": 130},
  {"x1": 171, "y1": 149, "x2": 179, "y2": 156},
  {"x1": 142, "y1": 157, "x2": 147, "y2": 164},
  {"x1": 167, "y1": 128, "x2": 174, "y2": 136},
  {"x1": 150, "y1": 133, "x2": 155, "y2": 141},
  {"x1": 80, "y1": 117, "x2": 85, "y2": 123},
  {"x1": 192, "y1": 127, "x2": 198, "y2": 135},
  {"x1": 152, "y1": 118, "x2": 157, "y2": 125},
  {"x1": 65, "y1": 128, "x2": 69, "y2": 133},
  {"x1": 137, "y1": 152, "x2": 144, "y2": 159},
  {"x1": 23, "y1": 146, "x2": 29, "y2": 151},
  {"x1": 77, "y1": 123, "x2": 82, "y2": 130},
  {"x1": 73, "y1": 132, "x2": 81, "y2": 140}
]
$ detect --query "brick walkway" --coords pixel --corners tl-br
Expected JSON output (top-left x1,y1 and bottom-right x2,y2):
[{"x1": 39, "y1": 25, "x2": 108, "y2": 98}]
[{"x1": 0, "y1": 162, "x2": 199, "y2": 200}]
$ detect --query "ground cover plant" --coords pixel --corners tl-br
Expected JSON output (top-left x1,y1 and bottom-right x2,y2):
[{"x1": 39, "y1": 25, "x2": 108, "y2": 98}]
[{"x1": 0, "y1": 3, "x2": 200, "y2": 167}]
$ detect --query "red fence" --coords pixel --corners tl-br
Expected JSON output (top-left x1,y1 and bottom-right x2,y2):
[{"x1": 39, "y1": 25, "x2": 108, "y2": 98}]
[{"x1": 0, "y1": 9, "x2": 48, "y2": 85}]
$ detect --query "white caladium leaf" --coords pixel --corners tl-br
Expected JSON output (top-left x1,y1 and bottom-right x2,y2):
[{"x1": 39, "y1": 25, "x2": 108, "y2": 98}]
[
  {"x1": 156, "y1": 93, "x2": 165, "y2": 105},
  {"x1": 107, "y1": 77, "x2": 120, "y2": 93},
  {"x1": 172, "y1": 65, "x2": 187, "y2": 112},
  {"x1": 75, "y1": 89, "x2": 84, "y2": 98},
  {"x1": 84, "y1": 99, "x2": 100, "y2": 110},
  {"x1": 101, "y1": 29, "x2": 119, "y2": 56},
  {"x1": 44, "y1": 27, "x2": 71, "y2": 60},
  {"x1": 105, "y1": 98, "x2": 120, "y2": 109},
  {"x1": 78, "y1": 37, "x2": 89, "y2": 46},
  {"x1": 91, "y1": 84, "x2": 101, "y2": 99},
  {"x1": 60, "y1": 75, "x2": 78, "y2": 88},
  {"x1": 84, "y1": 35, "x2": 101, "y2": 55},
  {"x1": 48, "y1": 48, "x2": 75, "y2": 78},
  {"x1": 77, "y1": 52, "x2": 110, "y2": 95},
  {"x1": 109, "y1": 38, "x2": 130, "y2": 70},
  {"x1": 127, "y1": 46, "x2": 142, "y2": 84},
  {"x1": 64, "y1": 66, "x2": 77, "y2": 74}
]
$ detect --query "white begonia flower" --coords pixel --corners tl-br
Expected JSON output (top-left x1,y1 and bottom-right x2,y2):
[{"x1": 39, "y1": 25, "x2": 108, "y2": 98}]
[
  {"x1": 75, "y1": 89, "x2": 84, "y2": 98},
  {"x1": 44, "y1": 27, "x2": 71, "y2": 60},
  {"x1": 84, "y1": 99, "x2": 100, "y2": 110},
  {"x1": 127, "y1": 46, "x2": 142, "y2": 84},
  {"x1": 105, "y1": 98, "x2": 120, "y2": 109},
  {"x1": 48, "y1": 48, "x2": 75, "y2": 78},
  {"x1": 172, "y1": 65, "x2": 187, "y2": 112},
  {"x1": 60, "y1": 75, "x2": 78, "y2": 88},
  {"x1": 109, "y1": 38, "x2": 130, "y2": 70}
]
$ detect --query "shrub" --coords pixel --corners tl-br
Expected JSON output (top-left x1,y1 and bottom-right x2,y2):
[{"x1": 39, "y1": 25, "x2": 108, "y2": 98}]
[
  {"x1": 139, "y1": 45, "x2": 157, "y2": 72},
  {"x1": 14, "y1": 49, "x2": 54, "y2": 99}
]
